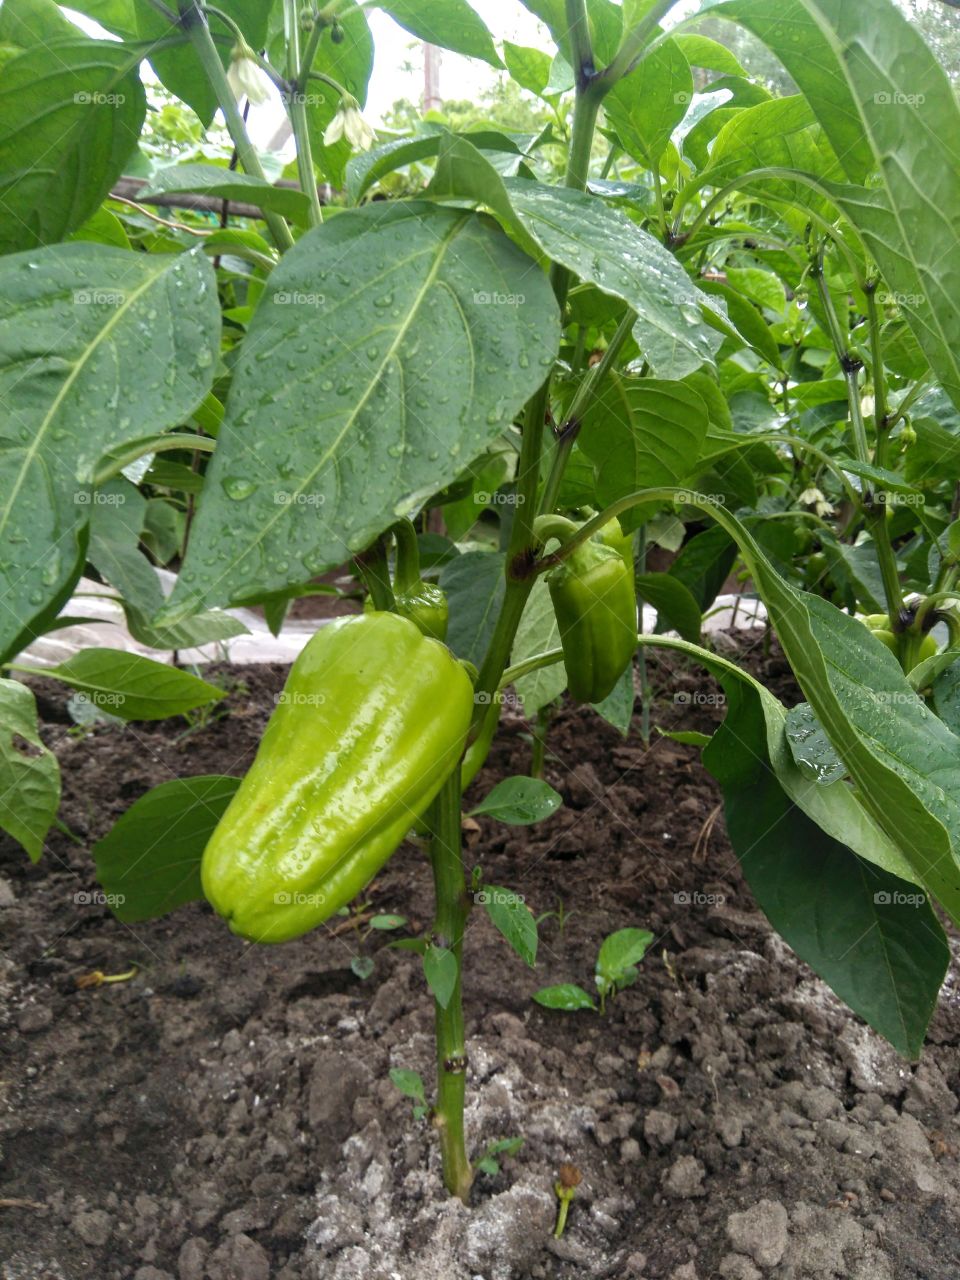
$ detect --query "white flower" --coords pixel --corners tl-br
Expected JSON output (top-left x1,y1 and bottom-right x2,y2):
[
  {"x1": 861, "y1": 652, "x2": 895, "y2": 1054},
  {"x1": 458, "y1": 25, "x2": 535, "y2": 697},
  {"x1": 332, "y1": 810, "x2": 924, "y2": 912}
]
[
  {"x1": 323, "y1": 94, "x2": 376, "y2": 150},
  {"x1": 798, "y1": 486, "x2": 835, "y2": 518},
  {"x1": 226, "y1": 42, "x2": 272, "y2": 106}
]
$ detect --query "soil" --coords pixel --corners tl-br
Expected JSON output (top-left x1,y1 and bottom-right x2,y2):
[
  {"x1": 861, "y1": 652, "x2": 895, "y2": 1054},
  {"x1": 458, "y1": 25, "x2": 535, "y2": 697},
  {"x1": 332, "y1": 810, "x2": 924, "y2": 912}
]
[{"x1": 2, "y1": 634, "x2": 960, "y2": 1280}]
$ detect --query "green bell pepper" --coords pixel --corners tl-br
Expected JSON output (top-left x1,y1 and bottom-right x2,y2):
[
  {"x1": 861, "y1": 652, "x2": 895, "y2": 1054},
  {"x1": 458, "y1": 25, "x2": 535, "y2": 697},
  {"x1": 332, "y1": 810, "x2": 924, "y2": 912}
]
[
  {"x1": 202, "y1": 612, "x2": 473, "y2": 943},
  {"x1": 538, "y1": 516, "x2": 638, "y2": 704}
]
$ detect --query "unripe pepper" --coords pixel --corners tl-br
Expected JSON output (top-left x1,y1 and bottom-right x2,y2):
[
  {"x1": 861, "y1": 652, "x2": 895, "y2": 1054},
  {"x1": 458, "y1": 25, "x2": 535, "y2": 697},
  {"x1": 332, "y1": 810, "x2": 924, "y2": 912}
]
[
  {"x1": 362, "y1": 518, "x2": 449, "y2": 640},
  {"x1": 201, "y1": 613, "x2": 473, "y2": 943},
  {"x1": 857, "y1": 612, "x2": 937, "y2": 669},
  {"x1": 537, "y1": 516, "x2": 638, "y2": 704}
]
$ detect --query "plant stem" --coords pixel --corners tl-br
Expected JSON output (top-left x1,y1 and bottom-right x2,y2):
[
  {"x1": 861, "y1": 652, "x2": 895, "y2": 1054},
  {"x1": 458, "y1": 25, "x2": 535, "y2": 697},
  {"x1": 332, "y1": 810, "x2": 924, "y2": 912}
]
[
  {"x1": 354, "y1": 537, "x2": 395, "y2": 610},
  {"x1": 178, "y1": 0, "x2": 295, "y2": 253},
  {"x1": 427, "y1": 767, "x2": 473, "y2": 1202},
  {"x1": 594, "y1": 0, "x2": 678, "y2": 91},
  {"x1": 637, "y1": 526, "x2": 650, "y2": 745},
  {"x1": 539, "y1": 309, "x2": 635, "y2": 516},
  {"x1": 283, "y1": 0, "x2": 324, "y2": 227},
  {"x1": 470, "y1": 2, "x2": 603, "y2": 731},
  {"x1": 390, "y1": 518, "x2": 422, "y2": 594}
]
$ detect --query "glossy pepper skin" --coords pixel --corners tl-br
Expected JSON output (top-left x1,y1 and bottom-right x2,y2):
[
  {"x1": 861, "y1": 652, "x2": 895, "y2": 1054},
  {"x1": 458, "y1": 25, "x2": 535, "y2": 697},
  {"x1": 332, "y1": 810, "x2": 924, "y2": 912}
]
[
  {"x1": 201, "y1": 613, "x2": 473, "y2": 943},
  {"x1": 547, "y1": 522, "x2": 638, "y2": 703},
  {"x1": 365, "y1": 582, "x2": 448, "y2": 641}
]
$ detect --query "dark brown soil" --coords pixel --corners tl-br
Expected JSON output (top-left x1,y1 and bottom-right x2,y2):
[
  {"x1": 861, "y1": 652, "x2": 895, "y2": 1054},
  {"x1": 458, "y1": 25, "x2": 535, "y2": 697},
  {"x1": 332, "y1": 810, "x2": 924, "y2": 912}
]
[{"x1": 2, "y1": 637, "x2": 959, "y2": 1280}]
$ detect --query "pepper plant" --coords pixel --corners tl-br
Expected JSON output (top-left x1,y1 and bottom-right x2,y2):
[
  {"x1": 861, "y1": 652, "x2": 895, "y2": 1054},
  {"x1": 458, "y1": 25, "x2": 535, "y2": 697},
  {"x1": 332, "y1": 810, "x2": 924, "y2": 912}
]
[{"x1": 4, "y1": 0, "x2": 960, "y2": 1206}]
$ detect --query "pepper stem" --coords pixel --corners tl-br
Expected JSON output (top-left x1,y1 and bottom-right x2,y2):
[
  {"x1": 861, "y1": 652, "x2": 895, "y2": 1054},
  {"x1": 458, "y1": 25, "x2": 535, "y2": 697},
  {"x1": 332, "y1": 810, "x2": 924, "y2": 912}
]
[
  {"x1": 390, "y1": 518, "x2": 423, "y2": 595},
  {"x1": 427, "y1": 765, "x2": 473, "y2": 1202}
]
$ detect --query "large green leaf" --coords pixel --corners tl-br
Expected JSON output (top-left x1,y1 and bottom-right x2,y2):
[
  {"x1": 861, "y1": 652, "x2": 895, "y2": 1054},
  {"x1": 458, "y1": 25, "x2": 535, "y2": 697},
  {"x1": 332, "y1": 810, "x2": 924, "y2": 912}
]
[
  {"x1": 0, "y1": 0, "x2": 78, "y2": 46},
  {"x1": 0, "y1": 244, "x2": 219, "y2": 659},
  {"x1": 141, "y1": 164, "x2": 312, "y2": 225},
  {"x1": 0, "y1": 677, "x2": 59, "y2": 862},
  {"x1": 502, "y1": 179, "x2": 725, "y2": 379},
  {"x1": 94, "y1": 775, "x2": 240, "y2": 921},
  {"x1": 376, "y1": 0, "x2": 500, "y2": 66},
  {"x1": 426, "y1": 132, "x2": 725, "y2": 379},
  {"x1": 440, "y1": 550, "x2": 507, "y2": 669},
  {"x1": 0, "y1": 39, "x2": 146, "y2": 253},
  {"x1": 580, "y1": 376, "x2": 710, "y2": 522},
  {"x1": 714, "y1": 0, "x2": 960, "y2": 411},
  {"x1": 667, "y1": 492, "x2": 960, "y2": 925},
  {"x1": 698, "y1": 661, "x2": 947, "y2": 1058},
  {"x1": 513, "y1": 577, "x2": 566, "y2": 714},
  {"x1": 605, "y1": 37, "x2": 693, "y2": 167},
  {"x1": 42, "y1": 649, "x2": 225, "y2": 720},
  {"x1": 167, "y1": 203, "x2": 559, "y2": 616}
]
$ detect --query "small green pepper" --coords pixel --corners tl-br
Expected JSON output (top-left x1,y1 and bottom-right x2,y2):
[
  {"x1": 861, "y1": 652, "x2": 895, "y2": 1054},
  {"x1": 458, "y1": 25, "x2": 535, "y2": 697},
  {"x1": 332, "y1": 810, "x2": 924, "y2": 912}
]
[
  {"x1": 857, "y1": 612, "x2": 938, "y2": 669},
  {"x1": 202, "y1": 613, "x2": 473, "y2": 943},
  {"x1": 538, "y1": 516, "x2": 638, "y2": 704}
]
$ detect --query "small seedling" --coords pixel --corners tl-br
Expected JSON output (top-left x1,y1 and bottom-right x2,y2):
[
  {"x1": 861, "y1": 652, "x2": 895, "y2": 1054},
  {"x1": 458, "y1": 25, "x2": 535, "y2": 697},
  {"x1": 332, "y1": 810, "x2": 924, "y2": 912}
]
[
  {"x1": 534, "y1": 926, "x2": 653, "y2": 1014},
  {"x1": 474, "y1": 1136, "x2": 524, "y2": 1177},
  {"x1": 535, "y1": 896, "x2": 574, "y2": 941},
  {"x1": 553, "y1": 1163, "x2": 582, "y2": 1238},
  {"x1": 389, "y1": 1068, "x2": 428, "y2": 1122}
]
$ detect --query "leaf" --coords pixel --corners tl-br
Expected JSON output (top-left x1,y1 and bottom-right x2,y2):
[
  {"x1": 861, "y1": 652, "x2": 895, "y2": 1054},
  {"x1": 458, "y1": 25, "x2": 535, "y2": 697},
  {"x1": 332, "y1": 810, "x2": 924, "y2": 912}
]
[
  {"x1": 351, "y1": 955, "x2": 375, "y2": 979},
  {"x1": 667, "y1": 524, "x2": 737, "y2": 612},
  {"x1": 376, "y1": 0, "x2": 501, "y2": 66},
  {"x1": 605, "y1": 37, "x2": 693, "y2": 167},
  {"x1": 0, "y1": 39, "x2": 146, "y2": 253},
  {"x1": 346, "y1": 130, "x2": 521, "y2": 204},
  {"x1": 42, "y1": 650, "x2": 224, "y2": 721},
  {"x1": 0, "y1": 0, "x2": 78, "y2": 47},
  {"x1": 533, "y1": 983, "x2": 597, "y2": 1011},
  {"x1": 132, "y1": 0, "x2": 269, "y2": 125},
  {"x1": 501, "y1": 178, "x2": 724, "y2": 379},
  {"x1": 469, "y1": 777, "x2": 563, "y2": 825},
  {"x1": 480, "y1": 884, "x2": 538, "y2": 966},
  {"x1": 593, "y1": 659, "x2": 635, "y2": 735},
  {"x1": 716, "y1": 0, "x2": 960, "y2": 411},
  {"x1": 512, "y1": 577, "x2": 566, "y2": 714},
  {"x1": 423, "y1": 945, "x2": 458, "y2": 1009},
  {"x1": 678, "y1": 498, "x2": 960, "y2": 926},
  {"x1": 503, "y1": 41, "x2": 554, "y2": 97},
  {"x1": 93, "y1": 775, "x2": 239, "y2": 921},
  {"x1": 141, "y1": 164, "x2": 312, "y2": 225},
  {"x1": 700, "y1": 667, "x2": 947, "y2": 1057},
  {"x1": 0, "y1": 243, "x2": 219, "y2": 660},
  {"x1": 672, "y1": 33, "x2": 745, "y2": 76},
  {"x1": 0, "y1": 678, "x2": 59, "y2": 862},
  {"x1": 635, "y1": 572, "x2": 702, "y2": 643},
  {"x1": 166, "y1": 204, "x2": 559, "y2": 617},
  {"x1": 389, "y1": 1067, "x2": 427, "y2": 1105},
  {"x1": 440, "y1": 551, "x2": 507, "y2": 669},
  {"x1": 784, "y1": 702, "x2": 847, "y2": 785},
  {"x1": 596, "y1": 927, "x2": 653, "y2": 983},
  {"x1": 370, "y1": 913, "x2": 407, "y2": 930},
  {"x1": 580, "y1": 376, "x2": 710, "y2": 522}
]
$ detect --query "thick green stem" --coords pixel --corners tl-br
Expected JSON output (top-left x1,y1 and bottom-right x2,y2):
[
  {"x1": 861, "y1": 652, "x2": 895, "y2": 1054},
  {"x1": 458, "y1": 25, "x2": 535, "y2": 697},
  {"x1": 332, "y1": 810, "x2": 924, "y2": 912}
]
[
  {"x1": 595, "y1": 0, "x2": 678, "y2": 90},
  {"x1": 389, "y1": 518, "x2": 422, "y2": 594},
  {"x1": 354, "y1": 537, "x2": 394, "y2": 610},
  {"x1": 283, "y1": 0, "x2": 324, "y2": 227},
  {"x1": 637, "y1": 526, "x2": 650, "y2": 745},
  {"x1": 427, "y1": 767, "x2": 473, "y2": 1202},
  {"x1": 178, "y1": 1, "x2": 295, "y2": 253},
  {"x1": 470, "y1": 7, "x2": 604, "y2": 731}
]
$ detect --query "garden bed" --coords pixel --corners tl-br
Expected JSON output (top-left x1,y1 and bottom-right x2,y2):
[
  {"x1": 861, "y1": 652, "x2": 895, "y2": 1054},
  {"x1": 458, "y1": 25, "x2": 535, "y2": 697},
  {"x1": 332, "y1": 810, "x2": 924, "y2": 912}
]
[{"x1": 2, "y1": 637, "x2": 959, "y2": 1280}]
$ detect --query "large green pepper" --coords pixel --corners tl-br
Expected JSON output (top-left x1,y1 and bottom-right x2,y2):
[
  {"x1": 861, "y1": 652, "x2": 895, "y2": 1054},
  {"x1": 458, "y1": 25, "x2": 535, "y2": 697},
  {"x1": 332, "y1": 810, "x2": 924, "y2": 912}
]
[
  {"x1": 539, "y1": 516, "x2": 638, "y2": 704},
  {"x1": 202, "y1": 612, "x2": 473, "y2": 943}
]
